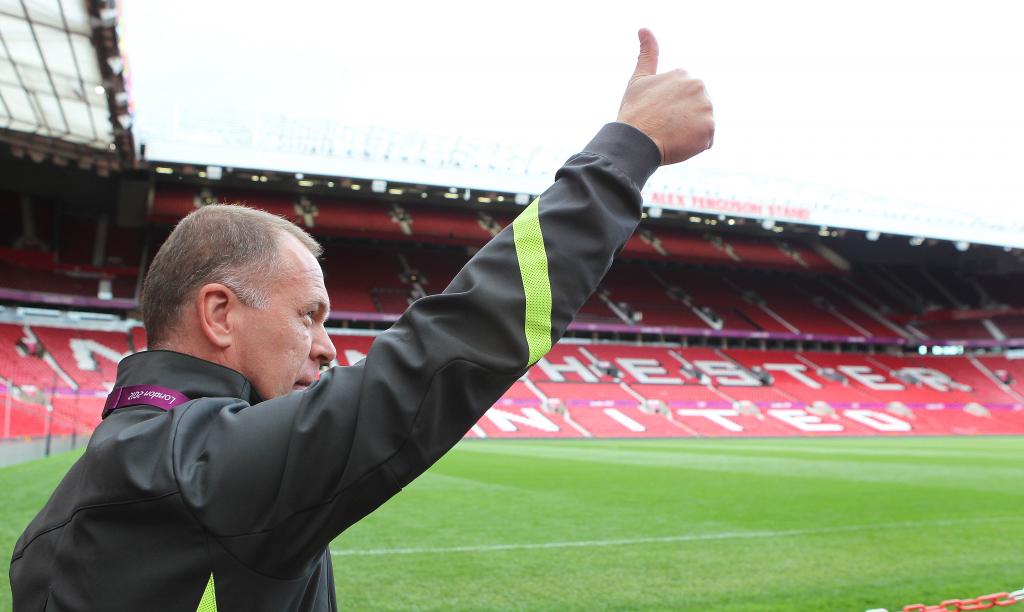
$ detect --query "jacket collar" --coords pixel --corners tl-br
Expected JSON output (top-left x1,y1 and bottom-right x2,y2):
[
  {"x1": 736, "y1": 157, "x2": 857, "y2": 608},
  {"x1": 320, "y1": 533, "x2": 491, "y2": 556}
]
[{"x1": 106, "y1": 350, "x2": 263, "y2": 418}]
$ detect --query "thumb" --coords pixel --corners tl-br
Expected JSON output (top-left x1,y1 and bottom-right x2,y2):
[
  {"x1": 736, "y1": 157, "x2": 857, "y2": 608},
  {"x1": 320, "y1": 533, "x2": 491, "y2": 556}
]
[{"x1": 631, "y1": 28, "x2": 659, "y2": 79}]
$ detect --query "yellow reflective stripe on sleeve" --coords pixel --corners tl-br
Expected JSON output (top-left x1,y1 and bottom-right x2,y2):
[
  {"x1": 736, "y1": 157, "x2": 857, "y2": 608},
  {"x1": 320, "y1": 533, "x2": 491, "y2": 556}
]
[
  {"x1": 511, "y1": 197, "x2": 552, "y2": 365},
  {"x1": 196, "y1": 574, "x2": 217, "y2": 612}
]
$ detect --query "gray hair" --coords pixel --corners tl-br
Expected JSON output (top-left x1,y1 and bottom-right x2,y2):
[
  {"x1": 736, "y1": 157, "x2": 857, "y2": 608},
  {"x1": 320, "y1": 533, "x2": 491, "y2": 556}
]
[{"x1": 142, "y1": 204, "x2": 322, "y2": 348}]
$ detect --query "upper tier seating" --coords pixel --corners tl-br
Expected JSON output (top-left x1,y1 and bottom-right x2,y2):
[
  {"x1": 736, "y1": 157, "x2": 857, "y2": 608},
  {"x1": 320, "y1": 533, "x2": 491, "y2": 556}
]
[
  {"x1": 150, "y1": 185, "x2": 841, "y2": 270},
  {"x1": 797, "y1": 278, "x2": 902, "y2": 337},
  {"x1": 321, "y1": 246, "x2": 407, "y2": 313},
  {"x1": 915, "y1": 319, "x2": 995, "y2": 340},
  {"x1": 10, "y1": 188, "x2": 1024, "y2": 342},
  {"x1": 992, "y1": 316, "x2": 1024, "y2": 339}
]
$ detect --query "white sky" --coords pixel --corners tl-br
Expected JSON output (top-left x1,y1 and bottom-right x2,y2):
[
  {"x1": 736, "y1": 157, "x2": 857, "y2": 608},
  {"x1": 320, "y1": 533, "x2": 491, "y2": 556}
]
[{"x1": 119, "y1": 0, "x2": 1024, "y2": 240}]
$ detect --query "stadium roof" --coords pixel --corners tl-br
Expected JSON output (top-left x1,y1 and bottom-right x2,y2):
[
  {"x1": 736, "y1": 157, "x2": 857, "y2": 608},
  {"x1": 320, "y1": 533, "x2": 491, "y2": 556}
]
[
  {"x1": 0, "y1": 0, "x2": 132, "y2": 172},
  {"x1": 118, "y1": 1, "x2": 1024, "y2": 250}
]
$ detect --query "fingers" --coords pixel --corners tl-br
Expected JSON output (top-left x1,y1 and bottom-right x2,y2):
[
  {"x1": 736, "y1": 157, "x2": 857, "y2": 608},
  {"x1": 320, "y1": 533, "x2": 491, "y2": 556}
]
[
  {"x1": 631, "y1": 27, "x2": 659, "y2": 80},
  {"x1": 618, "y1": 28, "x2": 712, "y2": 166}
]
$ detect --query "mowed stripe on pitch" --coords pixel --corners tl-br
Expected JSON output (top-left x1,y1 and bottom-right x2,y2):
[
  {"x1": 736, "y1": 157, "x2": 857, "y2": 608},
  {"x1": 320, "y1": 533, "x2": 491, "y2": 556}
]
[
  {"x1": 331, "y1": 516, "x2": 1023, "y2": 557},
  {"x1": 570, "y1": 440, "x2": 1024, "y2": 462},
  {"x1": 454, "y1": 441, "x2": 1024, "y2": 492}
]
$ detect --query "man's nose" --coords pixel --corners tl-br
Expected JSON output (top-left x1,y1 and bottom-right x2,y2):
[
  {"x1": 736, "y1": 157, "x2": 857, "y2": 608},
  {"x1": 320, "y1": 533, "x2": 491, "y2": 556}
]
[{"x1": 312, "y1": 325, "x2": 337, "y2": 366}]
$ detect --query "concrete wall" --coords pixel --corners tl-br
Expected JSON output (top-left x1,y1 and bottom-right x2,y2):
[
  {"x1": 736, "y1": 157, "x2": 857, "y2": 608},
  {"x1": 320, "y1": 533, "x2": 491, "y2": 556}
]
[{"x1": 0, "y1": 434, "x2": 89, "y2": 468}]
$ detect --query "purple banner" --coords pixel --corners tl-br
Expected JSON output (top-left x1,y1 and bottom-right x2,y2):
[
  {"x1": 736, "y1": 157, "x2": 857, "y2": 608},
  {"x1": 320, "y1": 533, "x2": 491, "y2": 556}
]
[
  {"x1": 563, "y1": 320, "x2": 908, "y2": 345},
  {"x1": 328, "y1": 309, "x2": 401, "y2": 323},
  {"x1": 1, "y1": 288, "x2": 1021, "y2": 349},
  {"x1": 0, "y1": 287, "x2": 137, "y2": 310}
]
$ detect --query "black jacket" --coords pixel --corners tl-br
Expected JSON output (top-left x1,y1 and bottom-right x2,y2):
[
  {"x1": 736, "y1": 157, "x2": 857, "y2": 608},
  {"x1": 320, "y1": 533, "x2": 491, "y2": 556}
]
[{"x1": 10, "y1": 122, "x2": 661, "y2": 611}]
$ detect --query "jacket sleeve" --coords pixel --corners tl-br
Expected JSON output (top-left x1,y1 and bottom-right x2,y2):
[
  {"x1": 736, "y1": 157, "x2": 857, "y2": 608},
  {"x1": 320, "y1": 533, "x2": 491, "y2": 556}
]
[{"x1": 172, "y1": 122, "x2": 661, "y2": 576}]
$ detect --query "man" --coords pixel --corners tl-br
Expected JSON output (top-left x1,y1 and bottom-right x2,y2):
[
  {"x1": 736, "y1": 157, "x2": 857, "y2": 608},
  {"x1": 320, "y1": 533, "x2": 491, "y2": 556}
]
[{"x1": 10, "y1": 29, "x2": 713, "y2": 610}]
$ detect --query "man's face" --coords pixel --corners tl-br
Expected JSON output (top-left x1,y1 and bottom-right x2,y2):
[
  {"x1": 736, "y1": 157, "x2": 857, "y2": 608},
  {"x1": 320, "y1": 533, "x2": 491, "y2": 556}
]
[{"x1": 232, "y1": 234, "x2": 337, "y2": 399}]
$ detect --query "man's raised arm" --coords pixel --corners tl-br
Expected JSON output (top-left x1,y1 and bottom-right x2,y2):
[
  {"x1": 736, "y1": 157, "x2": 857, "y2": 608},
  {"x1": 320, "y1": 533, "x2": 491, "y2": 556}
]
[{"x1": 172, "y1": 28, "x2": 714, "y2": 573}]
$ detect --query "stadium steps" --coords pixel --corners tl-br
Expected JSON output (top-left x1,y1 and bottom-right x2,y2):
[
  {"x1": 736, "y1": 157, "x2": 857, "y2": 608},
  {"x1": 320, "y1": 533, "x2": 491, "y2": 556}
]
[
  {"x1": 920, "y1": 268, "x2": 967, "y2": 309},
  {"x1": 969, "y1": 355, "x2": 1024, "y2": 404},
  {"x1": 823, "y1": 278, "x2": 914, "y2": 340},
  {"x1": 522, "y1": 379, "x2": 593, "y2": 438},
  {"x1": 983, "y1": 318, "x2": 1007, "y2": 341}
]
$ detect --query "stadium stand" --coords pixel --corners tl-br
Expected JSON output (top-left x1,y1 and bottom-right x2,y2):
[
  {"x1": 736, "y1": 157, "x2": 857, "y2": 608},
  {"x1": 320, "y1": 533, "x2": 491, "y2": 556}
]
[
  {"x1": 653, "y1": 267, "x2": 759, "y2": 332},
  {"x1": 30, "y1": 325, "x2": 130, "y2": 391},
  {"x1": 26, "y1": 185, "x2": 1024, "y2": 345},
  {"x1": 403, "y1": 248, "x2": 469, "y2": 295},
  {"x1": 328, "y1": 334, "x2": 1024, "y2": 438},
  {"x1": 322, "y1": 245, "x2": 408, "y2": 313},
  {"x1": 796, "y1": 277, "x2": 904, "y2": 337},
  {"x1": 730, "y1": 270, "x2": 859, "y2": 335},
  {"x1": 0, "y1": 391, "x2": 101, "y2": 440},
  {"x1": 914, "y1": 319, "x2": 995, "y2": 340},
  {"x1": 1, "y1": 396, "x2": 52, "y2": 438},
  {"x1": 129, "y1": 326, "x2": 148, "y2": 353},
  {"x1": 2, "y1": 319, "x2": 1024, "y2": 440},
  {"x1": 981, "y1": 274, "x2": 1024, "y2": 307},
  {"x1": 993, "y1": 315, "x2": 1024, "y2": 338},
  {"x1": 976, "y1": 355, "x2": 1024, "y2": 398},
  {"x1": 0, "y1": 323, "x2": 60, "y2": 389},
  {"x1": 4, "y1": 185, "x2": 1024, "y2": 442}
]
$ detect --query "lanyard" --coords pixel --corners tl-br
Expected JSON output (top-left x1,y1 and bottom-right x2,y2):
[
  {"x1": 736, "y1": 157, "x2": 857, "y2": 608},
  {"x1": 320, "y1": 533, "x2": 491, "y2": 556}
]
[{"x1": 102, "y1": 384, "x2": 190, "y2": 419}]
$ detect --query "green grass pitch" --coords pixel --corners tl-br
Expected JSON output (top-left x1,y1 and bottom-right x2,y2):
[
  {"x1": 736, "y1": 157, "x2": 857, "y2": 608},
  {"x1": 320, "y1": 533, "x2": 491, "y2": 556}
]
[{"x1": 3, "y1": 437, "x2": 1023, "y2": 610}]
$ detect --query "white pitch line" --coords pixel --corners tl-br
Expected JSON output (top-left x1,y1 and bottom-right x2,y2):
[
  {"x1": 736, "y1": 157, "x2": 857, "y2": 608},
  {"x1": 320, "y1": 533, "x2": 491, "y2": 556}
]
[{"x1": 331, "y1": 516, "x2": 1021, "y2": 557}]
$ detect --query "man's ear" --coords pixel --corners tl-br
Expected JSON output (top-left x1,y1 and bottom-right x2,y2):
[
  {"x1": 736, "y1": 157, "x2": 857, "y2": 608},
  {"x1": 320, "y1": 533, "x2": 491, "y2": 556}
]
[{"x1": 196, "y1": 283, "x2": 237, "y2": 349}]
